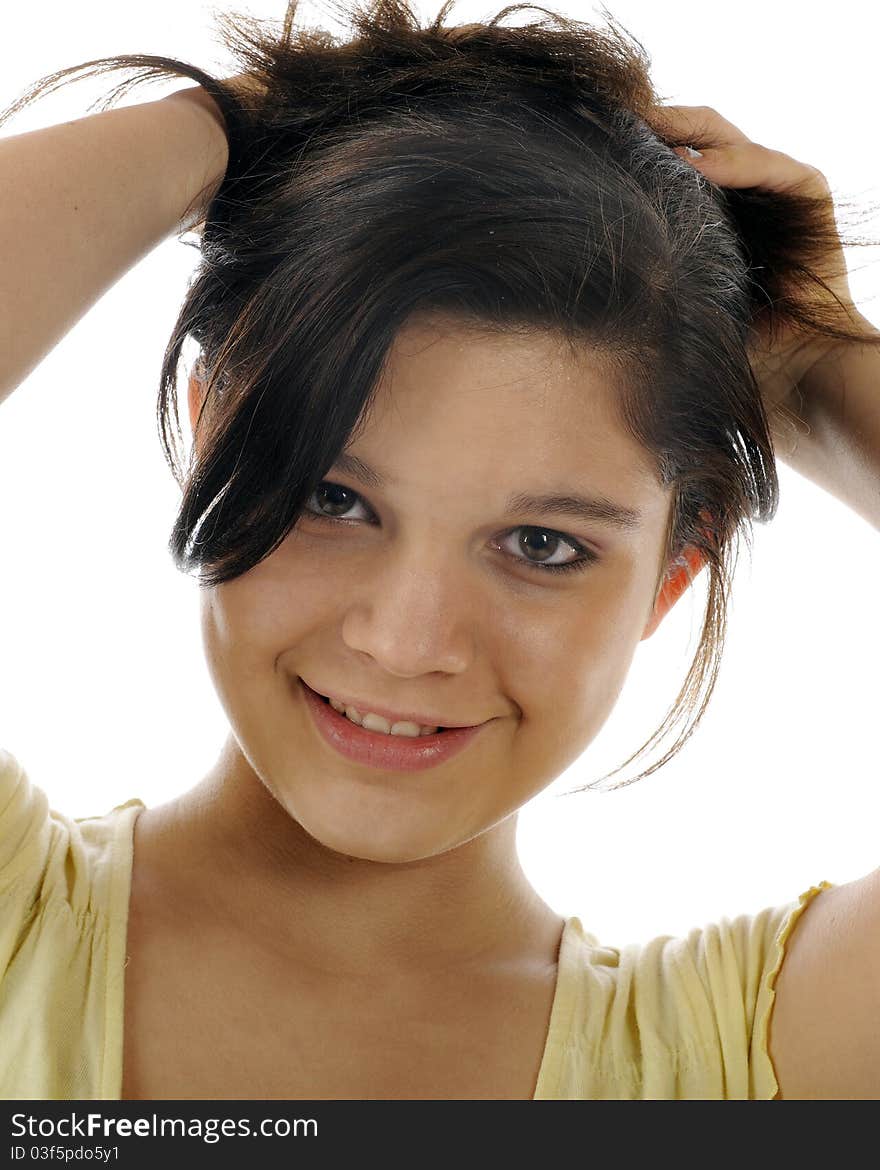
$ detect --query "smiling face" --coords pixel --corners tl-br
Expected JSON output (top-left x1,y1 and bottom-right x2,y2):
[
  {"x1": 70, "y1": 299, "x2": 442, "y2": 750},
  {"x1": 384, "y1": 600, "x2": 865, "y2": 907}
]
[{"x1": 188, "y1": 314, "x2": 694, "y2": 865}]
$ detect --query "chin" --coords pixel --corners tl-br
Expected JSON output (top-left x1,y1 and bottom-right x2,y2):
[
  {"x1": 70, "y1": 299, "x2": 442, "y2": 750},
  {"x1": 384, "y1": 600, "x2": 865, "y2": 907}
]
[{"x1": 284, "y1": 787, "x2": 474, "y2": 865}]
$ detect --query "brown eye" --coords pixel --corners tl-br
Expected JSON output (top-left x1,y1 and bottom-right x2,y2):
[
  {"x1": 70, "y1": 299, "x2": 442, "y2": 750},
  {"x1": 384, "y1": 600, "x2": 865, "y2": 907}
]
[
  {"x1": 304, "y1": 482, "x2": 371, "y2": 522},
  {"x1": 519, "y1": 529, "x2": 567, "y2": 563},
  {"x1": 497, "y1": 526, "x2": 599, "y2": 575}
]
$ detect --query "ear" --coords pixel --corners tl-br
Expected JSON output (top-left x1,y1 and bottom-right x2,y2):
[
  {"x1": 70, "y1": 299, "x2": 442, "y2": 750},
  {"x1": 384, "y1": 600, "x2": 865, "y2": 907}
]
[
  {"x1": 640, "y1": 544, "x2": 707, "y2": 641},
  {"x1": 188, "y1": 369, "x2": 206, "y2": 454}
]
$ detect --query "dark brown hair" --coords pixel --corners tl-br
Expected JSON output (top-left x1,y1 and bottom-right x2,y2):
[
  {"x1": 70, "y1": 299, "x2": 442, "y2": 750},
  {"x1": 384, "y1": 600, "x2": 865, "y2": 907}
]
[{"x1": 3, "y1": 0, "x2": 878, "y2": 790}]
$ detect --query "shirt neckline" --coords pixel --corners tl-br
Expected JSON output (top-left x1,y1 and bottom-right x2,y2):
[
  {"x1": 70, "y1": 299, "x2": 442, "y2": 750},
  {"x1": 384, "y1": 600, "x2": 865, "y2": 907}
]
[
  {"x1": 104, "y1": 801, "x2": 580, "y2": 1101},
  {"x1": 531, "y1": 914, "x2": 581, "y2": 1100}
]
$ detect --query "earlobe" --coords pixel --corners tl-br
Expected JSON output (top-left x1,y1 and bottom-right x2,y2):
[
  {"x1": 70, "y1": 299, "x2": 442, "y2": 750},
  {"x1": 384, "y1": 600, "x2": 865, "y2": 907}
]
[{"x1": 641, "y1": 544, "x2": 707, "y2": 641}]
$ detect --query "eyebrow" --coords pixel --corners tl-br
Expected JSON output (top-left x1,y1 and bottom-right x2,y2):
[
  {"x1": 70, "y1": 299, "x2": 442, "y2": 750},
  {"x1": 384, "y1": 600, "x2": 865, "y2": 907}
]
[{"x1": 331, "y1": 452, "x2": 643, "y2": 532}]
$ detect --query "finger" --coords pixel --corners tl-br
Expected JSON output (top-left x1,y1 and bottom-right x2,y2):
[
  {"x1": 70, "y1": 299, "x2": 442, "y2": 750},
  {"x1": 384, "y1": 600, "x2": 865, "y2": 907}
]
[
  {"x1": 646, "y1": 103, "x2": 752, "y2": 148},
  {"x1": 674, "y1": 140, "x2": 830, "y2": 197}
]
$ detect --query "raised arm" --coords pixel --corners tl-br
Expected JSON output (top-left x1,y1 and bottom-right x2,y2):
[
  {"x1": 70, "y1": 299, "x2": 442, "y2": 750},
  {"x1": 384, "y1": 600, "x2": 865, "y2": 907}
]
[
  {"x1": 757, "y1": 325, "x2": 880, "y2": 1098},
  {"x1": 0, "y1": 86, "x2": 229, "y2": 405},
  {"x1": 656, "y1": 103, "x2": 880, "y2": 1099},
  {"x1": 783, "y1": 334, "x2": 880, "y2": 533},
  {"x1": 652, "y1": 103, "x2": 880, "y2": 535}
]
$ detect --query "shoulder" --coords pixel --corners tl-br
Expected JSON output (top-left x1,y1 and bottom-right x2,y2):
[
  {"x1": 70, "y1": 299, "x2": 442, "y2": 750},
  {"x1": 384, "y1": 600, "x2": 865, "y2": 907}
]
[
  {"x1": 0, "y1": 745, "x2": 145, "y2": 1097},
  {"x1": 769, "y1": 869, "x2": 880, "y2": 1098},
  {"x1": 554, "y1": 891, "x2": 831, "y2": 1099},
  {"x1": 0, "y1": 745, "x2": 145, "y2": 903},
  {"x1": 0, "y1": 745, "x2": 51, "y2": 892}
]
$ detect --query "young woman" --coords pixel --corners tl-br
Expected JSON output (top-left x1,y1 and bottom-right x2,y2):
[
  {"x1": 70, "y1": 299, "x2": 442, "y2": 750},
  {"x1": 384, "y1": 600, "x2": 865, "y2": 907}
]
[{"x1": 1, "y1": 0, "x2": 878, "y2": 1100}]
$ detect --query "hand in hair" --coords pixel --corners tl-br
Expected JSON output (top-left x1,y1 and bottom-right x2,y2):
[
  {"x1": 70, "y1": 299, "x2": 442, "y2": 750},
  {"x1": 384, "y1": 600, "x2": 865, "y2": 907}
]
[
  {"x1": 163, "y1": 71, "x2": 267, "y2": 235},
  {"x1": 648, "y1": 102, "x2": 867, "y2": 465}
]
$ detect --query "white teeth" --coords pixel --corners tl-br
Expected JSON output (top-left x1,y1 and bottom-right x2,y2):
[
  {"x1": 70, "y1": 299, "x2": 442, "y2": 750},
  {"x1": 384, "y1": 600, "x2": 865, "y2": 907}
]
[
  {"x1": 392, "y1": 722, "x2": 433, "y2": 738},
  {"x1": 361, "y1": 711, "x2": 392, "y2": 734},
  {"x1": 326, "y1": 696, "x2": 438, "y2": 737}
]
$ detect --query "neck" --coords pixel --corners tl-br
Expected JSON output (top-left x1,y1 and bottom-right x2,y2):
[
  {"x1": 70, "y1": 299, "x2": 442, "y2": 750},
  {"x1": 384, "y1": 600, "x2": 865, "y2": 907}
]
[{"x1": 149, "y1": 733, "x2": 562, "y2": 976}]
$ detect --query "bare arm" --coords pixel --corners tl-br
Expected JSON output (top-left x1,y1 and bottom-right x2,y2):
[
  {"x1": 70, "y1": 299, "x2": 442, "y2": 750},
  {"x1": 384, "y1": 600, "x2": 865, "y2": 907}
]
[
  {"x1": 765, "y1": 329, "x2": 880, "y2": 1098},
  {"x1": 0, "y1": 86, "x2": 229, "y2": 405},
  {"x1": 653, "y1": 101, "x2": 880, "y2": 1098},
  {"x1": 783, "y1": 322, "x2": 880, "y2": 533}
]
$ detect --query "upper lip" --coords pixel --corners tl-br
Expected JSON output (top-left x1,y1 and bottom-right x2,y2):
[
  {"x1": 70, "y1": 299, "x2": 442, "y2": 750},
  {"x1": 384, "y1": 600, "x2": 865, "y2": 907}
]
[{"x1": 303, "y1": 680, "x2": 483, "y2": 729}]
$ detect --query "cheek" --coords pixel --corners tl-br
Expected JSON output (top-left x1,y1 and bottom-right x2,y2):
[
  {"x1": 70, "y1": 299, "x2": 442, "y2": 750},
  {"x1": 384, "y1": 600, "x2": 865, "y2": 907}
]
[
  {"x1": 496, "y1": 572, "x2": 648, "y2": 721},
  {"x1": 201, "y1": 549, "x2": 332, "y2": 660}
]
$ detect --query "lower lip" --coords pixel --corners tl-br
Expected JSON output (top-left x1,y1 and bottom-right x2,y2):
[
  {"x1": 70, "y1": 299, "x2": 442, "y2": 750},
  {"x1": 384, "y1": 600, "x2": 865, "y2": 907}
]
[{"x1": 300, "y1": 680, "x2": 489, "y2": 773}]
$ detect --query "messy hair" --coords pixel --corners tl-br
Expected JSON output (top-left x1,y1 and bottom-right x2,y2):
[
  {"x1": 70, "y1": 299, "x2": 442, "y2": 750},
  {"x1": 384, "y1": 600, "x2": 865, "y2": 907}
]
[{"x1": 3, "y1": 0, "x2": 877, "y2": 790}]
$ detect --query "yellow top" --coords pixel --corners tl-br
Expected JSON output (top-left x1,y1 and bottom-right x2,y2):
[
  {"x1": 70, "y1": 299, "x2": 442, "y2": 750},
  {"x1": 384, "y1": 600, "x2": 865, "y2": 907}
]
[{"x1": 0, "y1": 745, "x2": 832, "y2": 1100}]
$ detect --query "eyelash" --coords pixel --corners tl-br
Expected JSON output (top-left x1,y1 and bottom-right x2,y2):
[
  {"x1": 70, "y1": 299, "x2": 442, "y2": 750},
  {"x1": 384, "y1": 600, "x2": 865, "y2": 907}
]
[{"x1": 301, "y1": 482, "x2": 600, "y2": 576}]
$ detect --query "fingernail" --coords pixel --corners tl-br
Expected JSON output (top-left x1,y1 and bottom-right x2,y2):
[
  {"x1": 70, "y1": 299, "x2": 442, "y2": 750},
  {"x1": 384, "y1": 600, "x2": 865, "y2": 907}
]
[{"x1": 677, "y1": 144, "x2": 703, "y2": 160}]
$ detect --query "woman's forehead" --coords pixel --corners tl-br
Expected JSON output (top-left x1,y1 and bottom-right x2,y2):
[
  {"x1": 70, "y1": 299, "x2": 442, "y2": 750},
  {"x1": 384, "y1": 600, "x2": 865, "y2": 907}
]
[
  {"x1": 379, "y1": 315, "x2": 624, "y2": 423},
  {"x1": 361, "y1": 316, "x2": 665, "y2": 502}
]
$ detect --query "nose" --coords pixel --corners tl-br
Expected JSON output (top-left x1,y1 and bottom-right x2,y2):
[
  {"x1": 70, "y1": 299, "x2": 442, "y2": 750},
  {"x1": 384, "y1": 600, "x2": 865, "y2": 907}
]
[{"x1": 340, "y1": 543, "x2": 475, "y2": 678}]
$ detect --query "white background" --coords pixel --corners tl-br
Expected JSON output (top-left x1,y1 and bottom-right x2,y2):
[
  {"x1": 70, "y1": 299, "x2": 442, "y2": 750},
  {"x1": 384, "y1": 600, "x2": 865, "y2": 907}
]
[{"x1": 1, "y1": 0, "x2": 878, "y2": 946}]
